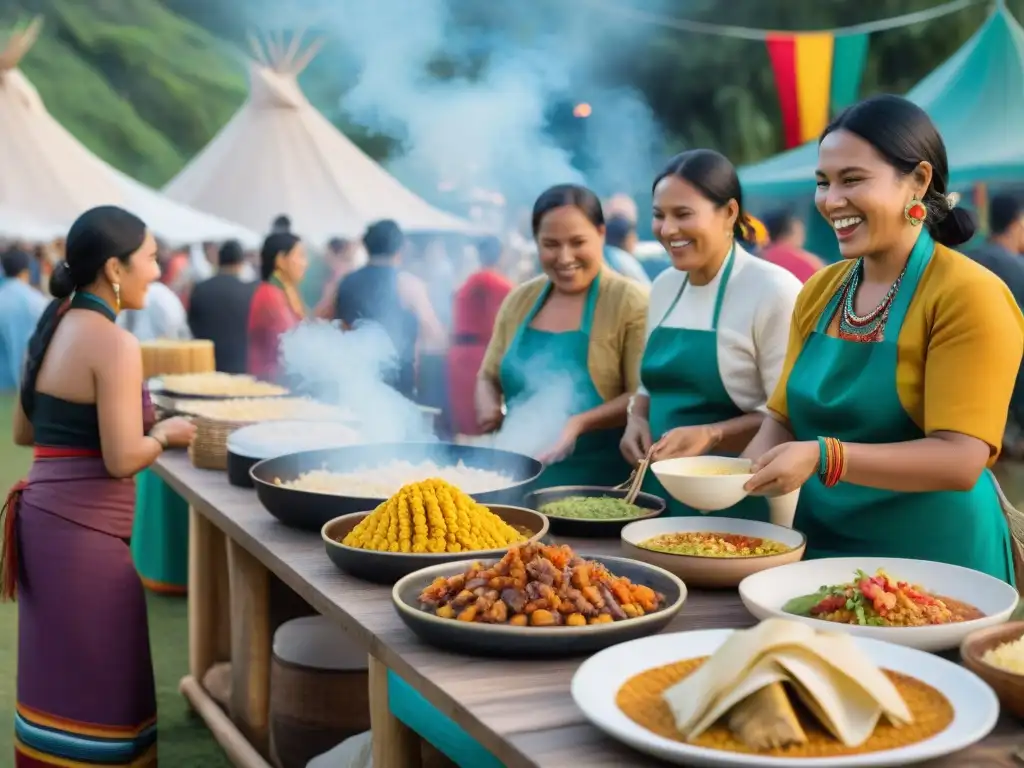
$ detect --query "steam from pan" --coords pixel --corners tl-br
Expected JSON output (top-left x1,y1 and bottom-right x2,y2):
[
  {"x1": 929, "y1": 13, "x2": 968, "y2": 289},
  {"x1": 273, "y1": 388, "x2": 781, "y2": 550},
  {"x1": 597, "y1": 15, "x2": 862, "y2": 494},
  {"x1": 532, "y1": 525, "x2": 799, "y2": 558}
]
[
  {"x1": 488, "y1": 355, "x2": 579, "y2": 462},
  {"x1": 278, "y1": 320, "x2": 436, "y2": 443}
]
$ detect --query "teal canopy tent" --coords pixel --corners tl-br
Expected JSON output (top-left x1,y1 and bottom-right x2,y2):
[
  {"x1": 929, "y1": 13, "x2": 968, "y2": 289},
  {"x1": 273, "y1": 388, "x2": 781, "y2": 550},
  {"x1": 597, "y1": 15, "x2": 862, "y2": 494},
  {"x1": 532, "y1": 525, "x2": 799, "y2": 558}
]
[{"x1": 739, "y1": 2, "x2": 1024, "y2": 257}]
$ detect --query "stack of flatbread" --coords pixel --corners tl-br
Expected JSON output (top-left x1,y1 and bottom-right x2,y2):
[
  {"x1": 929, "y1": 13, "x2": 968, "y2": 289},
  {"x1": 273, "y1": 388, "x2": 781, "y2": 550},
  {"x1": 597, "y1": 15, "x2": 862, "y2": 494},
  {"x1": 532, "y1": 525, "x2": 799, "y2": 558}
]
[{"x1": 663, "y1": 618, "x2": 913, "y2": 749}]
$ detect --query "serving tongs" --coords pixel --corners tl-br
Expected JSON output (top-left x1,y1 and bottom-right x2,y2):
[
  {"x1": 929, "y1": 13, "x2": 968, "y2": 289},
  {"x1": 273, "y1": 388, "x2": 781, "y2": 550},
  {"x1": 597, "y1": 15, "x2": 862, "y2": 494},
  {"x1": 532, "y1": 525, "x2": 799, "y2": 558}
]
[{"x1": 615, "y1": 446, "x2": 654, "y2": 505}]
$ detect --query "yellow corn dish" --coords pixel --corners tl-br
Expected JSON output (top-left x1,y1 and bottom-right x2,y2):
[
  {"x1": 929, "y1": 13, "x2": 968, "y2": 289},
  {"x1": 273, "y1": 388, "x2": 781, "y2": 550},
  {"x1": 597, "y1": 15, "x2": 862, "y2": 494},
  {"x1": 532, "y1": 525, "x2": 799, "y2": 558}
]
[{"x1": 341, "y1": 478, "x2": 527, "y2": 554}]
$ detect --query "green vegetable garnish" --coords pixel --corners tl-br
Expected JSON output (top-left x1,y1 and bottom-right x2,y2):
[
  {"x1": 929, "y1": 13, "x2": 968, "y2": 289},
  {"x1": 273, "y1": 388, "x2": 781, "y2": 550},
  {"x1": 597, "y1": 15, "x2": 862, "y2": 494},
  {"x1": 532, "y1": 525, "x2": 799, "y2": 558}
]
[
  {"x1": 538, "y1": 496, "x2": 647, "y2": 521},
  {"x1": 782, "y1": 589, "x2": 829, "y2": 616}
]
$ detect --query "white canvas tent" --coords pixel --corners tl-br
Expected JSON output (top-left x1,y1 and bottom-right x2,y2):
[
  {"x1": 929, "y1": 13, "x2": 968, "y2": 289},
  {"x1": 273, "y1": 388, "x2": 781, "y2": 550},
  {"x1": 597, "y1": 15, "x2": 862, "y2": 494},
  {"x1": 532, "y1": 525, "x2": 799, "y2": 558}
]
[
  {"x1": 0, "y1": 18, "x2": 259, "y2": 246},
  {"x1": 163, "y1": 33, "x2": 470, "y2": 244},
  {"x1": 0, "y1": 204, "x2": 64, "y2": 242}
]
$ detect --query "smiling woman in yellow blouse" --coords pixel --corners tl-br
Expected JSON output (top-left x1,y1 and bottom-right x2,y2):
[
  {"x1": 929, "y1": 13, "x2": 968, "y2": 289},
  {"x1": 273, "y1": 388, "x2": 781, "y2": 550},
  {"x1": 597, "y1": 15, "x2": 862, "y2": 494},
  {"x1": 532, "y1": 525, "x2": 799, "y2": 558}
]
[{"x1": 743, "y1": 95, "x2": 1024, "y2": 583}]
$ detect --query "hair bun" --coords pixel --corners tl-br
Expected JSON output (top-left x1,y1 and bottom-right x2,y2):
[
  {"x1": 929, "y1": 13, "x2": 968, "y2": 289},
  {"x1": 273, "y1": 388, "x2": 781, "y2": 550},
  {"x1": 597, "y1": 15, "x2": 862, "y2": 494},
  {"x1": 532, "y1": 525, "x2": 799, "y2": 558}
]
[
  {"x1": 931, "y1": 206, "x2": 976, "y2": 248},
  {"x1": 48, "y1": 261, "x2": 75, "y2": 299}
]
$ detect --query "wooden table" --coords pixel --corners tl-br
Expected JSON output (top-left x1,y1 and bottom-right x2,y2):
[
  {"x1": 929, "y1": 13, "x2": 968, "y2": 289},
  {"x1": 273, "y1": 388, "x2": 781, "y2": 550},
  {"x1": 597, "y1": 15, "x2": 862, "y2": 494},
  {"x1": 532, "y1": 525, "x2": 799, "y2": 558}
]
[{"x1": 153, "y1": 452, "x2": 1024, "y2": 767}]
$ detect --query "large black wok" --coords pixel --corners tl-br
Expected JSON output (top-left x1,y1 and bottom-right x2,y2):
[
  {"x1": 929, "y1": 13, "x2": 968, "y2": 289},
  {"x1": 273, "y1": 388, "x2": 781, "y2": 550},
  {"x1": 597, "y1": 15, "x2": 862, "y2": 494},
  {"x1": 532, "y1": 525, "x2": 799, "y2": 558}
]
[{"x1": 250, "y1": 442, "x2": 543, "y2": 531}]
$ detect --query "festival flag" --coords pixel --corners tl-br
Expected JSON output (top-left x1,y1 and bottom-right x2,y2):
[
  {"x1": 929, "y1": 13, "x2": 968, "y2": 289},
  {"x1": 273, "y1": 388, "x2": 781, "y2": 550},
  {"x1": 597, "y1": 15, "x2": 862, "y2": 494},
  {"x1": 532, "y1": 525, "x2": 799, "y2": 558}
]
[
  {"x1": 766, "y1": 32, "x2": 869, "y2": 148},
  {"x1": 831, "y1": 34, "x2": 869, "y2": 114},
  {"x1": 766, "y1": 33, "x2": 834, "y2": 149}
]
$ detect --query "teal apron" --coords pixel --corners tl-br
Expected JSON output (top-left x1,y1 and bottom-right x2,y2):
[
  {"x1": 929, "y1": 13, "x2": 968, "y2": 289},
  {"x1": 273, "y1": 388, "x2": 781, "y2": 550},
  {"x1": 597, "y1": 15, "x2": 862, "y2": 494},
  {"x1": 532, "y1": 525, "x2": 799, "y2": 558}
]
[
  {"x1": 639, "y1": 248, "x2": 768, "y2": 520},
  {"x1": 131, "y1": 469, "x2": 189, "y2": 594},
  {"x1": 787, "y1": 230, "x2": 1014, "y2": 583},
  {"x1": 498, "y1": 273, "x2": 625, "y2": 488}
]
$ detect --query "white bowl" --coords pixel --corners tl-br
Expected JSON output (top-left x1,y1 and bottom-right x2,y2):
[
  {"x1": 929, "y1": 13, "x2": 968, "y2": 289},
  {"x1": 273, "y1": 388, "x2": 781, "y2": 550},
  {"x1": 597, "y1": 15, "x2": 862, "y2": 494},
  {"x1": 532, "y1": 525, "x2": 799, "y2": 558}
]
[
  {"x1": 572, "y1": 629, "x2": 999, "y2": 767},
  {"x1": 621, "y1": 516, "x2": 806, "y2": 588},
  {"x1": 651, "y1": 456, "x2": 753, "y2": 511},
  {"x1": 739, "y1": 557, "x2": 1019, "y2": 652}
]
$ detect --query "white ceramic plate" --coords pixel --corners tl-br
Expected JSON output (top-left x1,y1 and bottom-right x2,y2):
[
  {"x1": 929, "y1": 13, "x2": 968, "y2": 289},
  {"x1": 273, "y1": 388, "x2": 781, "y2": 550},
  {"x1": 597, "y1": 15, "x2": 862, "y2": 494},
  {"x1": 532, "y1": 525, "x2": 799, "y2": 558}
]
[
  {"x1": 571, "y1": 629, "x2": 999, "y2": 767},
  {"x1": 739, "y1": 557, "x2": 1018, "y2": 652}
]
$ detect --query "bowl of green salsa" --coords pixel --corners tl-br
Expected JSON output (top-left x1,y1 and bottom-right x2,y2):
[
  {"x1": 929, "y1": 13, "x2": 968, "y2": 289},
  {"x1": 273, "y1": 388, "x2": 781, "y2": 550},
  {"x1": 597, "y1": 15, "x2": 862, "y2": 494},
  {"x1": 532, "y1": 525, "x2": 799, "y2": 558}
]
[{"x1": 525, "y1": 486, "x2": 666, "y2": 537}]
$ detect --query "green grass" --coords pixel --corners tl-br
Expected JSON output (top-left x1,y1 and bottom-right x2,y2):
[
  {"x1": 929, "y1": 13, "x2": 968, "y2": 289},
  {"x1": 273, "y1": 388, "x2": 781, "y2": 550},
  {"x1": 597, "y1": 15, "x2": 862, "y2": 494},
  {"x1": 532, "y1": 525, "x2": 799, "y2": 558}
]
[{"x1": 0, "y1": 394, "x2": 229, "y2": 765}]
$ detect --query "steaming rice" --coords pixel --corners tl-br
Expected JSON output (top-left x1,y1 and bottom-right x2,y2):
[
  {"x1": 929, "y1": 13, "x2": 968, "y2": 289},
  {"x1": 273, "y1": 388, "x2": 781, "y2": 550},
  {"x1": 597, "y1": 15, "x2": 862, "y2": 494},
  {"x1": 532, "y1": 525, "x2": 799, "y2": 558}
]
[{"x1": 274, "y1": 460, "x2": 514, "y2": 498}]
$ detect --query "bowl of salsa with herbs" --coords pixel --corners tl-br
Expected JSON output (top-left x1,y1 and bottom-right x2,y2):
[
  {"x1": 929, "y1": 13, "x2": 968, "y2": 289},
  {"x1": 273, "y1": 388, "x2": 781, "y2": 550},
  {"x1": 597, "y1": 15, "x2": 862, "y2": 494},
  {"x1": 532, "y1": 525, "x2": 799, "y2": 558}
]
[{"x1": 621, "y1": 516, "x2": 806, "y2": 588}]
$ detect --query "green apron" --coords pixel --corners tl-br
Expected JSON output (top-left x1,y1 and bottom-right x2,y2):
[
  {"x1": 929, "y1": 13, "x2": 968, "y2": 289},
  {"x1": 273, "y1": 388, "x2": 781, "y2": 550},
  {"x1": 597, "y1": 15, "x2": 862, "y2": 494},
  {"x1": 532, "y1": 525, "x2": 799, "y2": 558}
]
[
  {"x1": 499, "y1": 273, "x2": 625, "y2": 488},
  {"x1": 787, "y1": 230, "x2": 1014, "y2": 583},
  {"x1": 131, "y1": 469, "x2": 189, "y2": 594},
  {"x1": 639, "y1": 248, "x2": 768, "y2": 520}
]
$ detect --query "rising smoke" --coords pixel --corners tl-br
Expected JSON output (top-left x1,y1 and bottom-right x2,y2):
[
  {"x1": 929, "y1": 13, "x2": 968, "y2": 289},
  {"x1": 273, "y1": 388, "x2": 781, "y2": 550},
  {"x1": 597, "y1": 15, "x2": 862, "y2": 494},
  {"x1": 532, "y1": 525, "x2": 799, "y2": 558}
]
[
  {"x1": 264, "y1": 0, "x2": 657, "y2": 459},
  {"x1": 247, "y1": 0, "x2": 664, "y2": 206},
  {"x1": 278, "y1": 320, "x2": 436, "y2": 443},
  {"x1": 278, "y1": 319, "x2": 581, "y2": 460}
]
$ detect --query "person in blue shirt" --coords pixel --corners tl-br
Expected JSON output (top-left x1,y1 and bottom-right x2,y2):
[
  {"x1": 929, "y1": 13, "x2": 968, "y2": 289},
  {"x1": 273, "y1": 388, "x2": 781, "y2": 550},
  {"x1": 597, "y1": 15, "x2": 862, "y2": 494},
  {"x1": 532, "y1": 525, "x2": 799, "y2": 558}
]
[
  {"x1": 0, "y1": 247, "x2": 48, "y2": 390},
  {"x1": 604, "y1": 214, "x2": 652, "y2": 287}
]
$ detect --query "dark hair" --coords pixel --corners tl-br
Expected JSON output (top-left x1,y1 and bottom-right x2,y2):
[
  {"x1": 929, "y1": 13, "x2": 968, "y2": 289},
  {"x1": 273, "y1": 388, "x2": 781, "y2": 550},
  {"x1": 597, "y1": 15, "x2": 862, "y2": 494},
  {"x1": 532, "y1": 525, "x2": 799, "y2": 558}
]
[
  {"x1": 990, "y1": 193, "x2": 1024, "y2": 236},
  {"x1": 363, "y1": 220, "x2": 404, "y2": 258},
  {"x1": 822, "y1": 95, "x2": 975, "y2": 247},
  {"x1": 605, "y1": 215, "x2": 636, "y2": 250},
  {"x1": 476, "y1": 236, "x2": 503, "y2": 267},
  {"x1": 21, "y1": 205, "x2": 147, "y2": 417},
  {"x1": 260, "y1": 232, "x2": 301, "y2": 281},
  {"x1": 218, "y1": 239, "x2": 244, "y2": 267},
  {"x1": 653, "y1": 150, "x2": 753, "y2": 241},
  {"x1": 1, "y1": 248, "x2": 31, "y2": 278},
  {"x1": 531, "y1": 184, "x2": 604, "y2": 236},
  {"x1": 271, "y1": 214, "x2": 291, "y2": 233},
  {"x1": 327, "y1": 237, "x2": 350, "y2": 254},
  {"x1": 761, "y1": 209, "x2": 799, "y2": 242}
]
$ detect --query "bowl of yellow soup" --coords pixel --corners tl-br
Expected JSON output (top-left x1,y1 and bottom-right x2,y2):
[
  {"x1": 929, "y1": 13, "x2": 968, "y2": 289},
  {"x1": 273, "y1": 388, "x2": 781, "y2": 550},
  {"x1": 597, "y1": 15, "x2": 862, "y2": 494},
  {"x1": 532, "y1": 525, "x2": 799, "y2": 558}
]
[{"x1": 650, "y1": 456, "x2": 754, "y2": 511}]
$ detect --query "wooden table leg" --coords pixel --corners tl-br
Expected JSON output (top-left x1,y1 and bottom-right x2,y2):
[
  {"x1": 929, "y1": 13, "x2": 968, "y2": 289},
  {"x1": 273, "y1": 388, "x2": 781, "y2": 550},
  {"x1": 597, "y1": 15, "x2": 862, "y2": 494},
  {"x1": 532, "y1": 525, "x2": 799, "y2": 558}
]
[
  {"x1": 227, "y1": 538, "x2": 272, "y2": 755},
  {"x1": 188, "y1": 506, "x2": 224, "y2": 681},
  {"x1": 369, "y1": 655, "x2": 423, "y2": 768},
  {"x1": 183, "y1": 507, "x2": 271, "y2": 768}
]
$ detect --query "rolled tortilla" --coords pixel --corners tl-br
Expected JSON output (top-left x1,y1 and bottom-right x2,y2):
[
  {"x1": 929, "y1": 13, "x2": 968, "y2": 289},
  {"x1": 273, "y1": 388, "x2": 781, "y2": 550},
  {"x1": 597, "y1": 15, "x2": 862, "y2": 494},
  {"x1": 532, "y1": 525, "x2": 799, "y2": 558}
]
[
  {"x1": 663, "y1": 619, "x2": 912, "y2": 746},
  {"x1": 663, "y1": 619, "x2": 817, "y2": 733}
]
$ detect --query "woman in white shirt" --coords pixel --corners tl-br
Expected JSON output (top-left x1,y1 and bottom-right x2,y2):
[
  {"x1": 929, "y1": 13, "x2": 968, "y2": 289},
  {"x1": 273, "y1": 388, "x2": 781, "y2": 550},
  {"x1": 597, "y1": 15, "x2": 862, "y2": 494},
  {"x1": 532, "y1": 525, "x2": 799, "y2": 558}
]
[{"x1": 621, "y1": 150, "x2": 801, "y2": 518}]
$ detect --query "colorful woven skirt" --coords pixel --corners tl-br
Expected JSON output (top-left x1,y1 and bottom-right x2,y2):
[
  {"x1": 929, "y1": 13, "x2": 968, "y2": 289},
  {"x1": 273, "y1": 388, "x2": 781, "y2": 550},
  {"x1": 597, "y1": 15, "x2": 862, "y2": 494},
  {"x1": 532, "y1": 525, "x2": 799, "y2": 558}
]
[
  {"x1": 131, "y1": 469, "x2": 188, "y2": 595},
  {"x1": 13, "y1": 461, "x2": 157, "y2": 766}
]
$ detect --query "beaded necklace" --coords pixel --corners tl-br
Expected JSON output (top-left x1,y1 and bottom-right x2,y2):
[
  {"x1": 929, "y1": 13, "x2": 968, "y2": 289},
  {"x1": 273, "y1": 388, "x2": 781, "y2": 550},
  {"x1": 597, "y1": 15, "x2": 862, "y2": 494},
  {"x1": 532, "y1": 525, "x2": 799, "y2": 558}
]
[{"x1": 835, "y1": 258, "x2": 908, "y2": 342}]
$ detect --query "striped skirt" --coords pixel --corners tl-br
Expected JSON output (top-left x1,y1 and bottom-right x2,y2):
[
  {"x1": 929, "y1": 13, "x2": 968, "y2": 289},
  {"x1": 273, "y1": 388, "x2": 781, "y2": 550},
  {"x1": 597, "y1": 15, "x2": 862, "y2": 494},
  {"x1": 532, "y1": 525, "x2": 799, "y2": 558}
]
[{"x1": 8, "y1": 454, "x2": 157, "y2": 766}]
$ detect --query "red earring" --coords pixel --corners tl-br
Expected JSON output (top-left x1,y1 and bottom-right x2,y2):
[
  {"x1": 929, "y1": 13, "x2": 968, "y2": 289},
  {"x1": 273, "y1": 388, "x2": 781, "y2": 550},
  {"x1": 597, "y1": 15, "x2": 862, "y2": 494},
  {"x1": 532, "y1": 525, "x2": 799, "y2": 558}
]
[{"x1": 904, "y1": 198, "x2": 927, "y2": 226}]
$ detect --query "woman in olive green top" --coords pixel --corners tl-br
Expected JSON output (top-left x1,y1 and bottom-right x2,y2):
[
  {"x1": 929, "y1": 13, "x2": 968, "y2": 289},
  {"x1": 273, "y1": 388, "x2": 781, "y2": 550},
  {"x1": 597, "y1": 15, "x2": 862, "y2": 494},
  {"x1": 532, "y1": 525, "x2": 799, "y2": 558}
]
[{"x1": 476, "y1": 184, "x2": 648, "y2": 487}]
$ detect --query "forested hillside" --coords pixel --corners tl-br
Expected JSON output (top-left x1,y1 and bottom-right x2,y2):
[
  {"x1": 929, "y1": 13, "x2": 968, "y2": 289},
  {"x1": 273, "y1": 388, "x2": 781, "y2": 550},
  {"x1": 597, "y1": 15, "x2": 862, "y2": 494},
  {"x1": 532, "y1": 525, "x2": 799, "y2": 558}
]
[{"x1": 1, "y1": 0, "x2": 1017, "y2": 187}]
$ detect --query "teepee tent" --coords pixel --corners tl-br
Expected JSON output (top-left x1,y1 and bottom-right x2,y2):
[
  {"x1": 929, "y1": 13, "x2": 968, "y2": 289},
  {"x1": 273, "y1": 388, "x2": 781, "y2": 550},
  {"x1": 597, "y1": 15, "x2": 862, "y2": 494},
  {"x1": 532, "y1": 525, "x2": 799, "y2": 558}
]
[
  {"x1": 163, "y1": 33, "x2": 470, "y2": 244},
  {"x1": 0, "y1": 204, "x2": 64, "y2": 242},
  {"x1": 740, "y1": 1, "x2": 1024, "y2": 197},
  {"x1": 0, "y1": 18, "x2": 259, "y2": 245}
]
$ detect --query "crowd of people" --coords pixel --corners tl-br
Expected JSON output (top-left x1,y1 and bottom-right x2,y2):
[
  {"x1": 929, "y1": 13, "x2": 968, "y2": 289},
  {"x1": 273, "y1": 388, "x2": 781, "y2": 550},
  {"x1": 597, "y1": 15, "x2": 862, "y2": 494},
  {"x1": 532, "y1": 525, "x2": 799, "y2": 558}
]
[{"x1": 3, "y1": 93, "x2": 1024, "y2": 765}]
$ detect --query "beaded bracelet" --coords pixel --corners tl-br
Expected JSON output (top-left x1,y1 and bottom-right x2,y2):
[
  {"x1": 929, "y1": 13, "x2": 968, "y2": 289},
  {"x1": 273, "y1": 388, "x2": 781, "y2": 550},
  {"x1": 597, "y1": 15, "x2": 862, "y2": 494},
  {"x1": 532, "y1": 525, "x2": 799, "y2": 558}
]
[{"x1": 816, "y1": 436, "x2": 846, "y2": 488}]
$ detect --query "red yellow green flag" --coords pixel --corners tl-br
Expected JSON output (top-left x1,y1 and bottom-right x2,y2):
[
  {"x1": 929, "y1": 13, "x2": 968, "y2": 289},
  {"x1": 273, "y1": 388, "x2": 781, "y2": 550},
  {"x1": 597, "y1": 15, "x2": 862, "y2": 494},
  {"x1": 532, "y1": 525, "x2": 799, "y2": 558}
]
[{"x1": 766, "y1": 33, "x2": 836, "y2": 148}]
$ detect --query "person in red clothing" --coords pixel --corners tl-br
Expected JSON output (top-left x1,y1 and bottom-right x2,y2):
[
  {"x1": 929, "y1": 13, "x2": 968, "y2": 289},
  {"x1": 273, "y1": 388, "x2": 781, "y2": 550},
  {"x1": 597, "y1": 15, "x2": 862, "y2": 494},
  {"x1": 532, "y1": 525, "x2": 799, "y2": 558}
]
[
  {"x1": 760, "y1": 209, "x2": 825, "y2": 283},
  {"x1": 448, "y1": 236, "x2": 513, "y2": 435},
  {"x1": 247, "y1": 232, "x2": 308, "y2": 382}
]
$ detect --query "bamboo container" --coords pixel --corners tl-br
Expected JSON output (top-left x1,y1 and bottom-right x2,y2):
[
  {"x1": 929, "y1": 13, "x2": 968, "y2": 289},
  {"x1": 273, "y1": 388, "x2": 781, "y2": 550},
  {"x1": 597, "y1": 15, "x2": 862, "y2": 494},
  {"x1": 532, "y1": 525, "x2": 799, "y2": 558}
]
[{"x1": 141, "y1": 339, "x2": 215, "y2": 379}]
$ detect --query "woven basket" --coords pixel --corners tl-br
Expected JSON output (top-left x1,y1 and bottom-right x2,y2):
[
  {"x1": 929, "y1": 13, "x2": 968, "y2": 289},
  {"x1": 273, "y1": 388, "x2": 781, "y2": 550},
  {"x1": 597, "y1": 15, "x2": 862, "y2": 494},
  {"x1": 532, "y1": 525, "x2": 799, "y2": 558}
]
[{"x1": 189, "y1": 417, "x2": 255, "y2": 471}]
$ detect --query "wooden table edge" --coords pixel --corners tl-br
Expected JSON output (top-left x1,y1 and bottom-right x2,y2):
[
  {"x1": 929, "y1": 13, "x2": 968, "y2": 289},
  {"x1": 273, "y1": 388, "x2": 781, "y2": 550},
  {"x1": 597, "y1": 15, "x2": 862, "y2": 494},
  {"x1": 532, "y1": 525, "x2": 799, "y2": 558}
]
[{"x1": 153, "y1": 456, "x2": 539, "y2": 768}]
